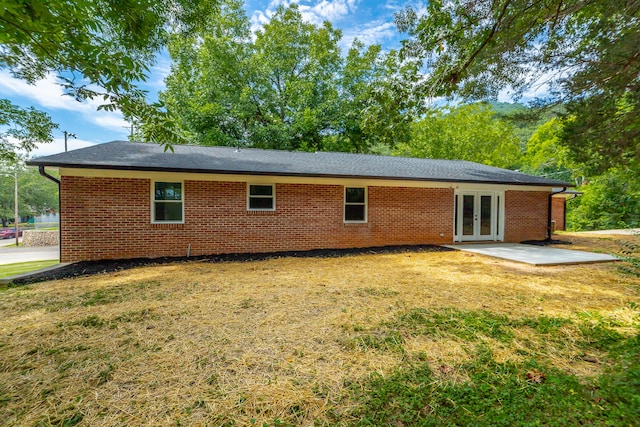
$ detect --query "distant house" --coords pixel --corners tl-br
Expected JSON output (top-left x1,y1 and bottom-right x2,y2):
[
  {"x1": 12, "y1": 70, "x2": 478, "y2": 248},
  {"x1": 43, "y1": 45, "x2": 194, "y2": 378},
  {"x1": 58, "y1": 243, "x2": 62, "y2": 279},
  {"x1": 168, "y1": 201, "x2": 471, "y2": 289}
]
[{"x1": 28, "y1": 141, "x2": 571, "y2": 263}]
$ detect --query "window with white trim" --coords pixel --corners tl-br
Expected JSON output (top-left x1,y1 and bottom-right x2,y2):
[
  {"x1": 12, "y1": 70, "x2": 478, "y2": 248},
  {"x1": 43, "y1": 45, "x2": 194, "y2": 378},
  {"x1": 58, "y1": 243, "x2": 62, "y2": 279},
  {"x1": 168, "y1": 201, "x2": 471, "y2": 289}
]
[
  {"x1": 152, "y1": 181, "x2": 183, "y2": 223},
  {"x1": 247, "y1": 184, "x2": 275, "y2": 211},
  {"x1": 344, "y1": 187, "x2": 367, "y2": 222}
]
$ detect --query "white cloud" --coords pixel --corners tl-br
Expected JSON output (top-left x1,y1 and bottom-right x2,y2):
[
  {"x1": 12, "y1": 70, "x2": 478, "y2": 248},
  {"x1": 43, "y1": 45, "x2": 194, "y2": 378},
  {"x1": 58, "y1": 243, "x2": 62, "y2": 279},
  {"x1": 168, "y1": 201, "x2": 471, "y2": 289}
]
[
  {"x1": 0, "y1": 70, "x2": 128, "y2": 133},
  {"x1": 251, "y1": 0, "x2": 359, "y2": 31},
  {"x1": 341, "y1": 21, "x2": 397, "y2": 48},
  {"x1": 15, "y1": 136, "x2": 100, "y2": 159},
  {"x1": 250, "y1": 10, "x2": 271, "y2": 34},
  {"x1": 33, "y1": 137, "x2": 100, "y2": 158},
  {"x1": 0, "y1": 72, "x2": 70, "y2": 111},
  {"x1": 497, "y1": 68, "x2": 559, "y2": 103},
  {"x1": 298, "y1": 0, "x2": 359, "y2": 24},
  {"x1": 249, "y1": 0, "x2": 397, "y2": 51},
  {"x1": 145, "y1": 51, "x2": 173, "y2": 91}
]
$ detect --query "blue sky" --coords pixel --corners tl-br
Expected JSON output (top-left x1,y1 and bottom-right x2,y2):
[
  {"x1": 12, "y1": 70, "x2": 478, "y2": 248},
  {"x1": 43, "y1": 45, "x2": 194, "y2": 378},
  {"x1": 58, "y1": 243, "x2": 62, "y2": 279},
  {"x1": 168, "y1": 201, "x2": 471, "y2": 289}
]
[{"x1": 1, "y1": 0, "x2": 422, "y2": 158}]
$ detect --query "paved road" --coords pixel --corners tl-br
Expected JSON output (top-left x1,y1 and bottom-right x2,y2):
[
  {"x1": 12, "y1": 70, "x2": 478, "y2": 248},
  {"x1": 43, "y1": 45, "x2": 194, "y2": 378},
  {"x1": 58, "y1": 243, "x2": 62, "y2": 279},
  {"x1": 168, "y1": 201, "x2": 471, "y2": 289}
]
[{"x1": 0, "y1": 245, "x2": 59, "y2": 265}]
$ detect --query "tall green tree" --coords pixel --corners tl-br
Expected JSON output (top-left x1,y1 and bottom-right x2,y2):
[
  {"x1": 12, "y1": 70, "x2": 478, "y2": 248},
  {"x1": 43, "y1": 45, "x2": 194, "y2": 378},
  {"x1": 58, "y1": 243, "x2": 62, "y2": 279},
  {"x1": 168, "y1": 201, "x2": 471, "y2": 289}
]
[
  {"x1": 567, "y1": 168, "x2": 640, "y2": 231},
  {"x1": 0, "y1": 99, "x2": 57, "y2": 161},
  {"x1": 521, "y1": 117, "x2": 575, "y2": 183},
  {"x1": 395, "y1": 0, "x2": 640, "y2": 173},
  {"x1": 155, "y1": 3, "x2": 418, "y2": 153},
  {"x1": 249, "y1": 5, "x2": 343, "y2": 150},
  {"x1": 0, "y1": 0, "x2": 216, "y2": 156},
  {"x1": 154, "y1": 0, "x2": 252, "y2": 146},
  {"x1": 394, "y1": 103, "x2": 522, "y2": 168}
]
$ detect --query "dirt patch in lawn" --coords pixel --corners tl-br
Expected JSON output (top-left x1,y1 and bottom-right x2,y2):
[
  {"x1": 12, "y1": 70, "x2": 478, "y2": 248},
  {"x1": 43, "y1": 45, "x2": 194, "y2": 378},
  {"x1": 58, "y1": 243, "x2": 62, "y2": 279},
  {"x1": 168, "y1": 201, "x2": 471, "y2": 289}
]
[{"x1": 0, "y1": 235, "x2": 638, "y2": 425}]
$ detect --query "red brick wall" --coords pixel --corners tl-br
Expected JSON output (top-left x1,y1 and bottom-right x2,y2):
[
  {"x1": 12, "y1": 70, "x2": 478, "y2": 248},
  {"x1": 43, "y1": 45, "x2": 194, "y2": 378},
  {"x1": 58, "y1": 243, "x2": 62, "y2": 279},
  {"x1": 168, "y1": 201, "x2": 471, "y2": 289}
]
[
  {"x1": 551, "y1": 197, "x2": 566, "y2": 231},
  {"x1": 60, "y1": 177, "x2": 455, "y2": 262},
  {"x1": 504, "y1": 190, "x2": 549, "y2": 242},
  {"x1": 60, "y1": 176, "x2": 553, "y2": 261}
]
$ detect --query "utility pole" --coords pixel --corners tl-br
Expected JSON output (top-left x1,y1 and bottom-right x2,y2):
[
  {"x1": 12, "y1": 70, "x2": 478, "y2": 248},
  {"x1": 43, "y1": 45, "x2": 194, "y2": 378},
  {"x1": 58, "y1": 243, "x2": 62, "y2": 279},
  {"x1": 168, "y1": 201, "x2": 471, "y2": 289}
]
[
  {"x1": 13, "y1": 171, "x2": 18, "y2": 246},
  {"x1": 63, "y1": 131, "x2": 77, "y2": 152},
  {"x1": 123, "y1": 123, "x2": 135, "y2": 138}
]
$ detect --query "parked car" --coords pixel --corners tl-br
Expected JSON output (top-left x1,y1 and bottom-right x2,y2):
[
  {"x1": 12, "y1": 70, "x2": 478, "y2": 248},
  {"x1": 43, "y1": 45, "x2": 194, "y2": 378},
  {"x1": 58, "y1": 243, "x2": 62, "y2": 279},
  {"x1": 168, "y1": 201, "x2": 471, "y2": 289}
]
[{"x1": 0, "y1": 228, "x2": 23, "y2": 239}]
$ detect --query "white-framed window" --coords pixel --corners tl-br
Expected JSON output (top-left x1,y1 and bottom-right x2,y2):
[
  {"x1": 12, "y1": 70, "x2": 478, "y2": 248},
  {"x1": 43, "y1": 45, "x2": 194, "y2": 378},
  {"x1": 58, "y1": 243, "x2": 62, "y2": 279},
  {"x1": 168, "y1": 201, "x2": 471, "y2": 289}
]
[
  {"x1": 247, "y1": 184, "x2": 275, "y2": 211},
  {"x1": 152, "y1": 181, "x2": 184, "y2": 223},
  {"x1": 344, "y1": 187, "x2": 367, "y2": 223}
]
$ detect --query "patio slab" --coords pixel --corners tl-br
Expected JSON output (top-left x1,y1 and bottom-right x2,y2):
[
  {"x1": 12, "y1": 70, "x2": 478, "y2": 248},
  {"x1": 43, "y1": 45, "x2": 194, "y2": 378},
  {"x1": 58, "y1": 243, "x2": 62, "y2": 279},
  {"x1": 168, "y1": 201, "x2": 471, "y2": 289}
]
[{"x1": 443, "y1": 243, "x2": 619, "y2": 266}]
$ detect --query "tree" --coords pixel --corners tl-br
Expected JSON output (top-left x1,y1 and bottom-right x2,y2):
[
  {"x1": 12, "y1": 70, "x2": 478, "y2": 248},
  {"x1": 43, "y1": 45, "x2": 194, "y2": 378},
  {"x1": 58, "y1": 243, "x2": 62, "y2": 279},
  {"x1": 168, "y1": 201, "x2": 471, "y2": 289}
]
[
  {"x1": 521, "y1": 117, "x2": 575, "y2": 184},
  {"x1": 0, "y1": 161, "x2": 58, "y2": 227},
  {"x1": 151, "y1": 0, "x2": 252, "y2": 146},
  {"x1": 567, "y1": 168, "x2": 640, "y2": 231},
  {"x1": 157, "y1": 3, "x2": 341, "y2": 150},
  {"x1": 394, "y1": 103, "x2": 522, "y2": 168},
  {"x1": 339, "y1": 44, "x2": 422, "y2": 153},
  {"x1": 395, "y1": 0, "x2": 640, "y2": 173},
  {"x1": 0, "y1": 99, "x2": 57, "y2": 161},
  {"x1": 0, "y1": 0, "x2": 217, "y2": 157},
  {"x1": 154, "y1": 3, "x2": 419, "y2": 153}
]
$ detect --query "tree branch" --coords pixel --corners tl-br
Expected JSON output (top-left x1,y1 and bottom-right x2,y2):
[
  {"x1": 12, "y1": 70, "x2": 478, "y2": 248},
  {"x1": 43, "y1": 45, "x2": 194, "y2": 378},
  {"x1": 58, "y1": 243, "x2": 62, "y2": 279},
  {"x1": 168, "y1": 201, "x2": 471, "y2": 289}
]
[
  {"x1": 448, "y1": 0, "x2": 513, "y2": 84},
  {"x1": 0, "y1": 16, "x2": 58, "y2": 67}
]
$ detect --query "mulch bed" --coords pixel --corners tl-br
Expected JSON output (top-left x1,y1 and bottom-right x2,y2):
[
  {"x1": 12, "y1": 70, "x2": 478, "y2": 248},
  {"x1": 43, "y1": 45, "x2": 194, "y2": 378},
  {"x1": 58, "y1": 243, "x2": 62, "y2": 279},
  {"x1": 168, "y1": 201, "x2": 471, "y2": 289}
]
[
  {"x1": 521, "y1": 239, "x2": 573, "y2": 246},
  {"x1": 12, "y1": 244, "x2": 453, "y2": 285}
]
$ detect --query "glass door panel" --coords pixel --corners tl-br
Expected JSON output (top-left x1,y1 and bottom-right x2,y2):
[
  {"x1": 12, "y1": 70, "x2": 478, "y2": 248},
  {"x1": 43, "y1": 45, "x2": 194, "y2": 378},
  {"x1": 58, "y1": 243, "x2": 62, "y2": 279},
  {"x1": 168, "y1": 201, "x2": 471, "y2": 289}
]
[
  {"x1": 479, "y1": 195, "x2": 493, "y2": 236},
  {"x1": 462, "y1": 195, "x2": 475, "y2": 236}
]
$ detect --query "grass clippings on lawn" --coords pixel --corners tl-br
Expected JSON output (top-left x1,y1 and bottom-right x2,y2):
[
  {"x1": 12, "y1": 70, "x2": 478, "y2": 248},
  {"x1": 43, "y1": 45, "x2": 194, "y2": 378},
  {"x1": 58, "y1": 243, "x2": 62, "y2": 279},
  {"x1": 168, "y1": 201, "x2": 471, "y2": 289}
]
[{"x1": 0, "y1": 234, "x2": 639, "y2": 426}]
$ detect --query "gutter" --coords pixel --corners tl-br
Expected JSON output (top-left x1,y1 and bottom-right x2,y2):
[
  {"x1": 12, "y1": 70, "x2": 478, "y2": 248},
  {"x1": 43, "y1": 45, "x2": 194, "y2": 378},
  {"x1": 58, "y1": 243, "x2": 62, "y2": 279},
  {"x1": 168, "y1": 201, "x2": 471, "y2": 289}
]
[
  {"x1": 548, "y1": 187, "x2": 567, "y2": 239},
  {"x1": 38, "y1": 166, "x2": 61, "y2": 262},
  {"x1": 38, "y1": 165, "x2": 60, "y2": 185}
]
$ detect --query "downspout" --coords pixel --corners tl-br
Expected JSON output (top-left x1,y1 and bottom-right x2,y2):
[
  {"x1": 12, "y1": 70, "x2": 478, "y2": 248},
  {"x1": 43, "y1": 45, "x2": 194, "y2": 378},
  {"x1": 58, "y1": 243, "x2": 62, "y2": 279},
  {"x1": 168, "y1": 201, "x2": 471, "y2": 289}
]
[
  {"x1": 548, "y1": 187, "x2": 567, "y2": 240},
  {"x1": 38, "y1": 166, "x2": 61, "y2": 262}
]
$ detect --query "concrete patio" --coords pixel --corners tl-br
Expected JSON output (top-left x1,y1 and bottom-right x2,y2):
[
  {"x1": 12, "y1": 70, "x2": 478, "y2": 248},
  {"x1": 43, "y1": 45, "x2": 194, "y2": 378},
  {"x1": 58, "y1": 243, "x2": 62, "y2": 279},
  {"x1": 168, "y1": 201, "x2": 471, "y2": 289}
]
[{"x1": 444, "y1": 243, "x2": 619, "y2": 266}]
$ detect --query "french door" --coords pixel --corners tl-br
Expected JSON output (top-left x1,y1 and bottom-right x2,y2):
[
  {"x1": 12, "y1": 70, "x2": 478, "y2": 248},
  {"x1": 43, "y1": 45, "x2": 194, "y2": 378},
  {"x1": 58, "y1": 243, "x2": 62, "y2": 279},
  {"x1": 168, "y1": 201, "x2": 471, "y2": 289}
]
[{"x1": 454, "y1": 191, "x2": 503, "y2": 242}]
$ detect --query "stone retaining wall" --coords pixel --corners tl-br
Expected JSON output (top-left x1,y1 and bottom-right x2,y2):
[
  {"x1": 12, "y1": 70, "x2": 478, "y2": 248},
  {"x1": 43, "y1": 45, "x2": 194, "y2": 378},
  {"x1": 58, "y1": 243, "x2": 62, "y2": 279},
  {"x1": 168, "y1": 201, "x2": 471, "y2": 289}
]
[{"x1": 22, "y1": 230, "x2": 59, "y2": 247}]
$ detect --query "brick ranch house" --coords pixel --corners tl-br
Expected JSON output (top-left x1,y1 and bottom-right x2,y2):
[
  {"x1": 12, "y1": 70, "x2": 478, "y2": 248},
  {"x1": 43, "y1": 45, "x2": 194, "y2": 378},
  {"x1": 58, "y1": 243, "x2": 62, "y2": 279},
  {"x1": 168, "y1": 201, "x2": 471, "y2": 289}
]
[{"x1": 28, "y1": 141, "x2": 572, "y2": 263}]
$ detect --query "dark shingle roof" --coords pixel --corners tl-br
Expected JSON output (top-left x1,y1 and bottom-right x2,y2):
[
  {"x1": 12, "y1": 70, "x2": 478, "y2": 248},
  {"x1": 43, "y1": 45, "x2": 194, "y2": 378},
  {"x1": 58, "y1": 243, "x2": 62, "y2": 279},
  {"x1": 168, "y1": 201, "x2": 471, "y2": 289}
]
[{"x1": 27, "y1": 140, "x2": 572, "y2": 187}]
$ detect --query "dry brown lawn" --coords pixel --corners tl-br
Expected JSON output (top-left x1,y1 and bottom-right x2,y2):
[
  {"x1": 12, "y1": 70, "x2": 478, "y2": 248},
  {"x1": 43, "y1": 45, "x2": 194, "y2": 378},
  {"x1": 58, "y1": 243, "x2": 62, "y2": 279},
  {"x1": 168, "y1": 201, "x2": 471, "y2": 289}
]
[{"x1": 1, "y1": 233, "x2": 639, "y2": 426}]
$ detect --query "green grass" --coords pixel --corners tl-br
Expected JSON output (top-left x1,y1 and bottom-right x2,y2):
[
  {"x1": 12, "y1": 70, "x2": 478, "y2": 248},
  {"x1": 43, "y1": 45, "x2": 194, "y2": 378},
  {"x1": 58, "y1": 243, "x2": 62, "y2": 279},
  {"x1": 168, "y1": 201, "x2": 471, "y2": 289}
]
[
  {"x1": 0, "y1": 260, "x2": 59, "y2": 279},
  {"x1": 0, "y1": 242, "x2": 22, "y2": 247},
  {"x1": 333, "y1": 307, "x2": 640, "y2": 426}
]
